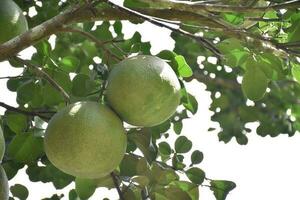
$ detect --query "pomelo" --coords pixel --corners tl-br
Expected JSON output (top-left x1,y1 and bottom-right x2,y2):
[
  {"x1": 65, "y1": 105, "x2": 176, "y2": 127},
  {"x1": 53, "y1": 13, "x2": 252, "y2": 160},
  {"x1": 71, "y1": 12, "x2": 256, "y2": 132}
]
[
  {"x1": 0, "y1": 0, "x2": 28, "y2": 44},
  {"x1": 106, "y1": 55, "x2": 181, "y2": 127},
  {"x1": 0, "y1": 127, "x2": 5, "y2": 162},
  {"x1": 0, "y1": 165, "x2": 9, "y2": 200},
  {"x1": 44, "y1": 101, "x2": 127, "y2": 178}
]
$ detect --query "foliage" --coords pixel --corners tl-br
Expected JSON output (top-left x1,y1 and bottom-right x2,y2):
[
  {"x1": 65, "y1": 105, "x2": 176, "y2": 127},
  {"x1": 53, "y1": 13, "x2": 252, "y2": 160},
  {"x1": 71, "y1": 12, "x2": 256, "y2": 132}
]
[{"x1": 1, "y1": 0, "x2": 300, "y2": 199}]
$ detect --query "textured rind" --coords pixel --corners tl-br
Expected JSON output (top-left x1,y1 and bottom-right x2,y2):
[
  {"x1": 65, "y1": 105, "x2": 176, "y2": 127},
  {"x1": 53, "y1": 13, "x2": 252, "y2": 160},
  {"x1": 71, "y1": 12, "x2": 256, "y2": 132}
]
[
  {"x1": 106, "y1": 55, "x2": 181, "y2": 127},
  {"x1": 0, "y1": 165, "x2": 9, "y2": 200},
  {"x1": 44, "y1": 101, "x2": 127, "y2": 178},
  {"x1": 0, "y1": 127, "x2": 4, "y2": 162},
  {"x1": 0, "y1": 0, "x2": 28, "y2": 44}
]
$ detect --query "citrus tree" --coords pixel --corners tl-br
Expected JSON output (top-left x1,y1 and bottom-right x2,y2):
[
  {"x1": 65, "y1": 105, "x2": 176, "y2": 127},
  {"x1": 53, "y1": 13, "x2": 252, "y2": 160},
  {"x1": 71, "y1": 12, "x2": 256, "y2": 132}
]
[{"x1": 0, "y1": 0, "x2": 300, "y2": 199}]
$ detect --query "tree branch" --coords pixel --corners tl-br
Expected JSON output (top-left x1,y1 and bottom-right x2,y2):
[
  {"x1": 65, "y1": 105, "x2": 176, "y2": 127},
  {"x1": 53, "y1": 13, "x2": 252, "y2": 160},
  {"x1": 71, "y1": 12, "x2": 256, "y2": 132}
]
[
  {"x1": 0, "y1": 102, "x2": 51, "y2": 120},
  {"x1": 143, "y1": 0, "x2": 300, "y2": 13},
  {"x1": 110, "y1": 172, "x2": 125, "y2": 200},
  {"x1": 13, "y1": 57, "x2": 71, "y2": 104},
  {"x1": 105, "y1": 0, "x2": 222, "y2": 58}
]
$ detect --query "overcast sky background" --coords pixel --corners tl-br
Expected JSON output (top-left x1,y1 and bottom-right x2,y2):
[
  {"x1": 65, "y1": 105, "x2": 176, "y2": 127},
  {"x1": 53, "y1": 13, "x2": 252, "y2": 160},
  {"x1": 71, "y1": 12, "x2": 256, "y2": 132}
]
[{"x1": 1, "y1": 1, "x2": 300, "y2": 199}]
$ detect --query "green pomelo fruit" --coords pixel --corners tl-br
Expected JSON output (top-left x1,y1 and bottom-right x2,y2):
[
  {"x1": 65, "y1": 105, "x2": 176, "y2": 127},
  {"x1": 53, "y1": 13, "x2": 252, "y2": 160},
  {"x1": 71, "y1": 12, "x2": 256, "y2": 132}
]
[
  {"x1": 0, "y1": 0, "x2": 28, "y2": 44},
  {"x1": 0, "y1": 127, "x2": 5, "y2": 162},
  {"x1": 0, "y1": 165, "x2": 9, "y2": 200},
  {"x1": 44, "y1": 101, "x2": 127, "y2": 178},
  {"x1": 106, "y1": 55, "x2": 181, "y2": 127}
]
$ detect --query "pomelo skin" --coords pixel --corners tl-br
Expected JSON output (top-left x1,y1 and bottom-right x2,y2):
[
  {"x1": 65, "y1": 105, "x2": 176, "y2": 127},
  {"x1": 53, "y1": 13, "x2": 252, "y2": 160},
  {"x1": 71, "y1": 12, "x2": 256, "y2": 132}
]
[
  {"x1": 44, "y1": 101, "x2": 127, "y2": 178},
  {"x1": 0, "y1": 127, "x2": 5, "y2": 162},
  {"x1": 0, "y1": 165, "x2": 9, "y2": 200},
  {"x1": 106, "y1": 55, "x2": 181, "y2": 127},
  {"x1": 0, "y1": 0, "x2": 28, "y2": 44}
]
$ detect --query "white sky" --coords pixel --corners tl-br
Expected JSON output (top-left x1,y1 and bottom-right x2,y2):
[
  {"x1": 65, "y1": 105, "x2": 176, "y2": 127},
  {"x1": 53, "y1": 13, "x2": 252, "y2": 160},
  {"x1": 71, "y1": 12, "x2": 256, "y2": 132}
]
[{"x1": 1, "y1": 4, "x2": 300, "y2": 200}]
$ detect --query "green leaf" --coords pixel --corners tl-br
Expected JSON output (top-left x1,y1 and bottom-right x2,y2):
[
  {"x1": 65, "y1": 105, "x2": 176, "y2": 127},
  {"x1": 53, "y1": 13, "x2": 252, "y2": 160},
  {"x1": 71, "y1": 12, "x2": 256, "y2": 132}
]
[
  {"x1": 181, "y1": 87, "x2": 198, "y2": 114},
  {"x1": 75, "y1": 178, "x2": 97, "y2": 200},
  {"x1": 157, "y1": 50, "x2": 177, "y2": 60},
  {"x1": 210, "y1": 180, "x2": 236, "y2": 200},
  {"x1": 132, "y1": 175, "x2": 150, "y2": 187},
  {"x1": 59, "y1": 56, "x2": 80, "y2": 72},
  {"x1": 8, "y1": 133, "x2": 44, "y2": 163},
  {"x1": 170, "y1": 181, "x2": 199, "y2": 200},
  {"x1": 185, "y1": 167, "x2": 205, "y2": 184},
  {"x1": 173, "y1": 121, "x2": 183, "y2": 135},
  {"x1": 150, "y1": 163, "x2": 179, "y2": 185},
  {"x1": 26, "y1": 163, "x2": 74, "y2": 189},
  {"x1": 174, "y1": 55, "x2": 193, "y2": 78},
  {"x1": 158, "y1": 142, "x2": 172, "y2": 156},
  {"x1": 218, "y1": 38, "x2": 249, "y2": 67},
  {"x1": 191, "y1": 150, "x2": 203, "y2": 165},
  {"x1": 6, "y1": 113, "x2": 27, "y2": 134},
  {"x1": 175, "y1": 136, "x2": 192, "y2": 153},
  {"x1": 72, "y1": 74, "x2": 98, "y2": 97},
  {"x1": 10, "y1": 184, "x2": 29, "y2": 200},
  {"x1": 128, "y1": 130, "x2": 157, "y2": 163},
  {"x1": 221, "y1": 13, "x2": 244, "y2": 25},
  {"x1": 35, "y1": 40, "x2": 52, "y2": 57},
  {"x1": 291, "y1": 62, "x2": 300, "y2": 84},
  {"x1": 241, "y1": 58, "x2": 269, "y2": 101}
]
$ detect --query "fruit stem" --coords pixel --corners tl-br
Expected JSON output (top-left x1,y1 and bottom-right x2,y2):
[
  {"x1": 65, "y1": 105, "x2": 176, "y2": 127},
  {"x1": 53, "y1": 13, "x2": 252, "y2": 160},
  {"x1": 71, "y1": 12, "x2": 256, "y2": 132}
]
[{"x1": 110, "y1": 172, "x2": 125, "y2": 200}]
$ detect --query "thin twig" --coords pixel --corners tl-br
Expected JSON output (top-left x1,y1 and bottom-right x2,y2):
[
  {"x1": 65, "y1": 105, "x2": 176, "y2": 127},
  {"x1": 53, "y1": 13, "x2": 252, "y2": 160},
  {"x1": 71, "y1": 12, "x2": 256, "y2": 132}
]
[
  {"x1": 58, "y1": 27, "x2": 122, "y2": 61},
  {"x1": 0, "y1": 102, "x2": 51, "y2": 120},
  {"x1": 0, "y1": 75, "x2": 24, "y2": 80},
  {"x1": 105, "y1": 0, "x2": 222, "y2": 58},
  {"x1": 13, "y1": 57, "x2": 71, "y2": 104},
  {"x1": 110, "y1": 172, "x2": 125, "y2": 200}
]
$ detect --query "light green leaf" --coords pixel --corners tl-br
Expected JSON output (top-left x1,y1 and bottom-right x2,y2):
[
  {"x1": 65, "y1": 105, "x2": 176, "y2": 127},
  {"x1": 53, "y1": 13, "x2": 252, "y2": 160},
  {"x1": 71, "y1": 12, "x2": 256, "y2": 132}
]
[
  {"x1": 291, "y1": 62, "x2": 300, "y2": 83},
  {"x1": 174, "y1": 55, "x2": 193, "y2": 78},
  {"x1": 60, "y1": 56, "x2": 80, "y2": 72}
]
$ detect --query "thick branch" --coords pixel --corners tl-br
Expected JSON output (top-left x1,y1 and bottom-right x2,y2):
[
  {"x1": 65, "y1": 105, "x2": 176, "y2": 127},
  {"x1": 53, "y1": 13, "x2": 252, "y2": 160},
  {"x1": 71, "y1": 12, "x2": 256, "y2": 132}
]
[
  {"x1": 142, "y1": 0, "x2": 300, "y2": 13},
  {"x1": 14, "y1": 57, "x2": 71, "y2": 104}
]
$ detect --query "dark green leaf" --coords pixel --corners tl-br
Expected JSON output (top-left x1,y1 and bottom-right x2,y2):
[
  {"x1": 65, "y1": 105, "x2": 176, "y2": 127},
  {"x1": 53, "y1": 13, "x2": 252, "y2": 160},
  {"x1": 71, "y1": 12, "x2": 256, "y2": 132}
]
[
  {"x1": 10, "y1": 184, "x2": 29, "y2": 200},
  {"x1": 185, "y1": 167, "x2": 205, "y2": 184},
  {"x1": 158, "y1": 142, "x2": 172, "y2": 156},
  {"x1": 210, "y1": 180, "x2": 236, "y2": 200},
  {"x1": 175, "y1": 136, "x2": 192, "y2": 153},
  {"x1": 191, "y1": 150, "x2": 203, "y2": 165}
]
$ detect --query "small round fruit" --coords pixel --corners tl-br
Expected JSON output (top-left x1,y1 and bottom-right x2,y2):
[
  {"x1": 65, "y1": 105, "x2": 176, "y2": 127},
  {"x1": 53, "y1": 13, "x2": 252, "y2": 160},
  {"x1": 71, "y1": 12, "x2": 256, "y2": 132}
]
[
  {"x1": 0, "y1": 127, "x2": 5, "y2": 162},
  {"x1": 44, "y1": 101, "x2": 127, "y2": 178},
  {"x1": 0, "y1": 165, "x2": 9, "y2": 200},
  {"x1": 106, "y1": 55, "x2": 181, "y2": 127},
  {"x1": 0, "y1": 0, "x2": 28, "y2": 44}
]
